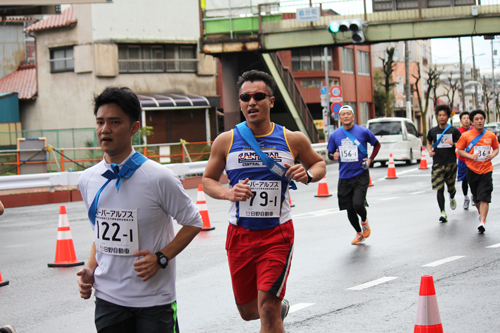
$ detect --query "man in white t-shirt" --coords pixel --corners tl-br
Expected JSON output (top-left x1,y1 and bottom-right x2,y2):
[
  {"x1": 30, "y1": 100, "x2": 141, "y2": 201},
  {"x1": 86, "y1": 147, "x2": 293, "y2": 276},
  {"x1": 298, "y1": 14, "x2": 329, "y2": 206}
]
[{"x1": 77, "y1": 87, "x2": 203, "y2": 333}]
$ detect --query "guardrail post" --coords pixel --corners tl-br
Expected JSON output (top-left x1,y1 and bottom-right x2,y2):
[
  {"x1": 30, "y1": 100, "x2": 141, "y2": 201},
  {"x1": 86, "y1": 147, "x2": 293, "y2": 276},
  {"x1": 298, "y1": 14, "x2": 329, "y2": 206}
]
[
  {"x1": 60, "y1": 149, "x2": 65, "y2": 172},
  {"x1": 16, "y1": 151, "x2": 20, "y2": 175}
]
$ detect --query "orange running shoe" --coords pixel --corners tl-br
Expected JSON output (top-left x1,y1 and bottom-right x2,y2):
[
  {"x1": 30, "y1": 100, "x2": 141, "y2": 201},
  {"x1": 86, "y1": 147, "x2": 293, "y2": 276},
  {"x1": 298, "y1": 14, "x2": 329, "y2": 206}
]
[
  {"x1": 351, "y1": 232, "x2": 364, "y2": 245},
  {"x1": 361, "y1": 219, "x2": 371, "y2": 238}
]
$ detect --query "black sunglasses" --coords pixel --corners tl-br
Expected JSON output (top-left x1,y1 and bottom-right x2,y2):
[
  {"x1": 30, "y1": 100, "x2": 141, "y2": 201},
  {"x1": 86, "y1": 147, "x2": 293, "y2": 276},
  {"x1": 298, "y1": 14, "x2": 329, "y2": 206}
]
[{"x1": 239, "y1": 92, "x2": 271, "y2": 102}]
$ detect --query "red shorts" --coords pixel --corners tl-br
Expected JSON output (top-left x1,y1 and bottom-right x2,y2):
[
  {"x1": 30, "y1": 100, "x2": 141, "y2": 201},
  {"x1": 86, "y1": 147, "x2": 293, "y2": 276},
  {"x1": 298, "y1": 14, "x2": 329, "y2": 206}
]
[{"x1": 225, "y1": 220, "x2": 294, "y2": 305}]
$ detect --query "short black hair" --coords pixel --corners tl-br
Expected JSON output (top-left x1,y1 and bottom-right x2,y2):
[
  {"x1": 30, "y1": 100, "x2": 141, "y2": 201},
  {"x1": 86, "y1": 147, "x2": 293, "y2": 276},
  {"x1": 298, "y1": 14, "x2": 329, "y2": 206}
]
[
  {"x1": 469, "y1": 109, "x2": 486, "y2": 122},
  {"x1": 236, "y1": 70, "x2": 276, "y2": 95},
  {"x1": 94, "y1": 87, "x2": 141, "y2": 123},
  {"x1": 435, "y1": 104, "x2": 452, "y2": 117},
  {"x1": 459, "y1": 111, "x2": 470, "y2": 120}
]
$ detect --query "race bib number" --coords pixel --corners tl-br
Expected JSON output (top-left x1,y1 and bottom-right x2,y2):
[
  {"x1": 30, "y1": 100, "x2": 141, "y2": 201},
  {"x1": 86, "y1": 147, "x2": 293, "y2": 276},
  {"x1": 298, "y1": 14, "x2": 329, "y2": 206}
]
[
  {"x1": 436, "y1": 134, "x2": 453, "y2": 148},
  {"x1": 95, "y1": 208, "x2": 139, "y2": 256},
  {"x1": 239, "y1": 180, "x2": 281, "y2": 218},
  {"x1": 474, "y1": 145, "x2": 490, "y2": 161},
  {"x1": 339, "y1": 144, "x2": 358, "y2": 162}
]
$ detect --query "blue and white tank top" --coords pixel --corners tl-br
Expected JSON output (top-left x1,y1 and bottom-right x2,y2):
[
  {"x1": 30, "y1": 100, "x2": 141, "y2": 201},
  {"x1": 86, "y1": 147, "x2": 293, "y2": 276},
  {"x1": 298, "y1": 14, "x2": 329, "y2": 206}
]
[{"x1": 225, "y1": 123, "x2": 294, "y2": 230}]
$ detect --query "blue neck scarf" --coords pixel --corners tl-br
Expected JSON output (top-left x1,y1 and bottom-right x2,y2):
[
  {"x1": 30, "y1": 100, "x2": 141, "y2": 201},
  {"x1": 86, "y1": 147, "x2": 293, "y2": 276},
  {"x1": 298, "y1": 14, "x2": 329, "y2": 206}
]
[{"x1": 88, "y1": 152, "x2": 148, "y2": 225}]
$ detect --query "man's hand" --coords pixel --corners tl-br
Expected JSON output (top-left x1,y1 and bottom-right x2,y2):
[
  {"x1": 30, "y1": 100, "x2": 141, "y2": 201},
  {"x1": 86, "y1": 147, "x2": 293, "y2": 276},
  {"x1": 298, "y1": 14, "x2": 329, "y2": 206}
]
[
  {"x1": 334, "y1": 149, "x2": 340, "y2": 160},
  {"x1": 76, "y1": 267, "x2": 95, "y2": 299},
  {"x1": 284, "y1": 163, "x2": 308, "y2": 184},
  {"x1": 471, "y1": 153, "x2": 479, "y2": 161},
  {"x1": 444, "y1": 138, "x2": 453, "y2": 146},
  {"x1": 487, "y1": 153, "x2": 495, "y2": 160},
  {"x1": 429, "y1": 150, "x2": 435, "y2": 157},
  {"x1": 133, "y1": 250, "x2": 160, "y2": 281},
  {"x1": 362, "y1": 158, "x2": 371, "y2": 169},
  {"x1": 225, "y1": 178, "x2": 254, "y2": 202}
]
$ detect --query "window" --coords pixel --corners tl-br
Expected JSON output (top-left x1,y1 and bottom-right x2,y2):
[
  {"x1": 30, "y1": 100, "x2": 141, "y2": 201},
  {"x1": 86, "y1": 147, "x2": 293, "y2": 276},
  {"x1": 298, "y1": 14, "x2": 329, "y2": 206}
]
[
  {"x1": 49, "y1": 47, "x2": 74, "y2": 73},
  {"x1": 292, "y1": 47, "x2": 331, "y2": 71},
  {"x1": 341, "y1": 47, "x2": 354, "y2": 73},
  {"x1": 405, "y1": 121, "x2": 418, "y2": 137},
  {"x1": 357, "y1": 51, "x2": 370, "y2": 75},
  {"x1": 26, "y1": 41, "x2": 35, "y2": 63},
  {"x1": 301, "y1": 79, "x2": 322, "y2": 88},
  {"x1": 118, "y1": 44, "x2": 197, "y2": 73},
  {"x1": 359, "y1": 102, "x2": 369, "y2": 125},
  {"x1": 368, "y1": 121, "x2": 402, "y2": 136}
]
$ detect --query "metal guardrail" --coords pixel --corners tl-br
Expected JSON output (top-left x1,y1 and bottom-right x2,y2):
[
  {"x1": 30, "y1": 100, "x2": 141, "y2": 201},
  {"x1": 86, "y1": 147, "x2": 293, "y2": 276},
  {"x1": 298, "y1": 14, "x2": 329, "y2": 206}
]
[{"x1": 0, "y1": 144, "x2": 329, "y2": 191}]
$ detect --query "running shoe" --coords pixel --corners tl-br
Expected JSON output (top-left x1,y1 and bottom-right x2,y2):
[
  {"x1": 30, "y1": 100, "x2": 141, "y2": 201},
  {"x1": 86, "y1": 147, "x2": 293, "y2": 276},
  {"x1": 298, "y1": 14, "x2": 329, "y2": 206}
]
[
  {"x1": 0, "y1": 325, "x2": 16, "y2": 333},
  {"x1": 478, "y1": 222, "x2": 485, "y2": 234},
  {"x1": 449, "y1": 195, "x2": 457, "y2": 210},
  {"x1": 463, "y1": 196, "x2": 470, "y2": 210},
  {"x1": 439, "y1": 211, "x2": 448, "y2": 223},
  {"x1": 361, "y1": 219, "x2": 371, "y2": 238},
  {"x1": 351, "y1": 232, "x2": 364, "y2": 245},
  {"x1": 281, "y1": 299, "x2": 290, "y2": 322}
]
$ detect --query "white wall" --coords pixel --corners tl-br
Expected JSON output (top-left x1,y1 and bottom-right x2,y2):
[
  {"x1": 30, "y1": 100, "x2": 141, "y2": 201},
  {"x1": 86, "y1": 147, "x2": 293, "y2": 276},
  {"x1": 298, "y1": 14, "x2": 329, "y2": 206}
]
[{"x1": 91, "y1": 0, "x2": 201, "y2": 42}]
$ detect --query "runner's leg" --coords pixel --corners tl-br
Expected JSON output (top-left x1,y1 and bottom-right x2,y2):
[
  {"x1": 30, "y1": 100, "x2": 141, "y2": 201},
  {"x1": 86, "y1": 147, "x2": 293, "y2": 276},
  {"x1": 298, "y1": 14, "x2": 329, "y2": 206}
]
[
  {"x1": 347, "y1": 208, "x2": 361, "y2": 232},
  {"x1": 437, "y1": 188, "x2": 445, "y2": 212}
]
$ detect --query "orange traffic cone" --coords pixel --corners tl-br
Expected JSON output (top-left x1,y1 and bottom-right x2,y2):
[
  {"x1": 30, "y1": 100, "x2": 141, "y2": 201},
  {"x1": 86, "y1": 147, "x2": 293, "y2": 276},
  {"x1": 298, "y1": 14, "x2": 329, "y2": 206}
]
[
  {"x1": 315, "y1": 176, "x2": 332, "y2": 197},
  {"x1": 0, "y1": 268, "x2": 9, "y2": 287},
  {"x1": 419, "y1": 148, "x2": 428, "y2": 170},
  {"x1": 369, "y1": 175, "x2": 374, "y2": 187},
  {"x1": 197, "y1": 184, "x2": 215, "y2": 231},
  {"x1": 48, "y1": 206, "x2": 84, "y2": 267},
  {"x1": 414, "y1": 275, "x2": 443, "y2": 333},
  {"x1": 289, "y1": 194, "x2": 295, "y2": 207},
  {"x1": 386, "y1": 153, "x2": 398, "y2": 179}
]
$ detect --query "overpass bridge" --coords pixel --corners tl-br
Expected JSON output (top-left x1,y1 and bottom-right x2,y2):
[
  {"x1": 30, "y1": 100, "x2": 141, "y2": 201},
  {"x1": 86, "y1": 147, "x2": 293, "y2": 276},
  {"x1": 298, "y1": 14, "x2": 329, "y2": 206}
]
[{"x1": 200, "y1": 1, "x2": 500, "y2": 143}]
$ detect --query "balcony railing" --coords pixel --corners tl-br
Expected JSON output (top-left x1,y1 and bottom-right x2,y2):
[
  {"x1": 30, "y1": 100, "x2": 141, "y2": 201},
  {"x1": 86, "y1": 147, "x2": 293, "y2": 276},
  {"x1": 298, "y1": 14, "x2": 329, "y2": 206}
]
[{"x1": 118, "y1": 59, "x2": 198, "y2": 73}]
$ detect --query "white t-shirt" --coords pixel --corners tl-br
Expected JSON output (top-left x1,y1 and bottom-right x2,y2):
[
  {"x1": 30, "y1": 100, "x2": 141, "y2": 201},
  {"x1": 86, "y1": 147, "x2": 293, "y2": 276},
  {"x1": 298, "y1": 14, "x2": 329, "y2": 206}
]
[{"x1": 79, "y1": 151, "x2": 203, "y2": 307}]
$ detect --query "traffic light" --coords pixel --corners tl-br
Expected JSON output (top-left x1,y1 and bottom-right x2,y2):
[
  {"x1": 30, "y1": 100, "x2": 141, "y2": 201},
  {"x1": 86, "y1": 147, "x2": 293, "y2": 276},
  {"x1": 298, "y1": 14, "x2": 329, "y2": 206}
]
[{"x1": 327, "y1": 19, "x2": 365, "y2": 44}]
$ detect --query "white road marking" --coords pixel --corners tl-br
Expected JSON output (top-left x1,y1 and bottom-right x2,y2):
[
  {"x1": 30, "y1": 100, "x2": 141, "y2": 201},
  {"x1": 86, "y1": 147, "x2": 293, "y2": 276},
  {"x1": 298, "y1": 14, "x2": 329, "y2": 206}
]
[
  {"x1": 293, "y1": 209, "x2": 341, "y2": 218},
  {"x1": 379, "y1": 197, "x2": 398, "y2": 201},
  {"x1": 347, "y1": 276, "x2": 398, "y2": 290},
  {"x1": 396, "y1": 167, "x2": 419, "y2": 175},
  {"x1": 289, "y1": 303, "x2": 315, "y2": 313},
  {"x1": 410, "y1": 191, "x2": 426, "y2": 195},
  {"x1": 422, "y1": 255, "x2": 465, "y2": 267},
  {"x1": 486, "y1": 243, "x2": 500, "y2": 248}
]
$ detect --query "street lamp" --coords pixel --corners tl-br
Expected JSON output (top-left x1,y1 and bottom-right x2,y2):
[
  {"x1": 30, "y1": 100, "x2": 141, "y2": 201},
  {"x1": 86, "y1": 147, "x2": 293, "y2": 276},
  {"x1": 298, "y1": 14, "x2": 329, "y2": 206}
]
[{"x1": 460, "y1": 53, "x2": 485, "y2": 111}]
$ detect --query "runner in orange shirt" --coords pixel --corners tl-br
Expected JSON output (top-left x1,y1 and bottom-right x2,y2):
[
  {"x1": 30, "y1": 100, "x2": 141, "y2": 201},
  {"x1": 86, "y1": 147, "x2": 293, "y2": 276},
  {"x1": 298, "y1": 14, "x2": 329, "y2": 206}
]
[{"x1": 456, "y1": 110, "x2": 499, "y2": 233}]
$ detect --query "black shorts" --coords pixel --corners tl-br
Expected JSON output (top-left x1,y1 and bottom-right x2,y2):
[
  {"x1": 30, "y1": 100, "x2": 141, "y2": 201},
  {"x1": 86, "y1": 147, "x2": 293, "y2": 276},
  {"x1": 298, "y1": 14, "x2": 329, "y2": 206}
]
[
  {"x1": 95, "y1": 298, "x2": 180, "y2": 333},
  {"x1": 466, "y1": 169, "x2": 493, "y2": 204},
  {"x1": 337, "y1": 170, "x2": 369, "y2": 211}
]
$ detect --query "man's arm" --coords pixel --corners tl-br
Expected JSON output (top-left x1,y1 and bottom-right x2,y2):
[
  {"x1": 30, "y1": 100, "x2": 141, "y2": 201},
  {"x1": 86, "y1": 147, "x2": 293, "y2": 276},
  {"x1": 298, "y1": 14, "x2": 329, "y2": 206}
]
[
  {"x1": 202, "y1": 132, "x2": 254, "y2": 202},
  {"x1": 76, "y1": 242, "x2": 97, "y2": 299},
  {"x1": 487, "y1": 148, "x2": 499, "y2": 160},
  {"x1": 133, "y1": 225, "x2": 201, "y2": 281},
  {"x1": 284, "y1": 131, "x2": 326, "y2": 184}
]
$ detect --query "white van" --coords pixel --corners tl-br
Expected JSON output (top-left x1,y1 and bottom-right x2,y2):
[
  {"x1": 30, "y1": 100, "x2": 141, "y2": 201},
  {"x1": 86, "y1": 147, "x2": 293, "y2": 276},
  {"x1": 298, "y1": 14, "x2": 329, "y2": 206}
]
[{"x1": 366, "y1": 117, "x2": 423, "y2": 166}]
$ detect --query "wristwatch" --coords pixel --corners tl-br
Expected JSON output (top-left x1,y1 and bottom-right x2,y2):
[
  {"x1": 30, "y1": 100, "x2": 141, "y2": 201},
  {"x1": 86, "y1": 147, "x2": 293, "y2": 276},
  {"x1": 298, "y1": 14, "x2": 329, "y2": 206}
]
[
  {"x1": 306, "y1": 170, "x2": 313, "y2": 184},
  {"x1": 156, "y1": 252, "x2": 169, "y2": 269}
]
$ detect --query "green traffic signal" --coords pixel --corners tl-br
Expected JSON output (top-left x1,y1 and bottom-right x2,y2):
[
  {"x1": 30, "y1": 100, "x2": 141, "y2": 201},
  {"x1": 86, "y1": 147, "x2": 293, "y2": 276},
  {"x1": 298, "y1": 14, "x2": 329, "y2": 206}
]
[{"x1": 328, "y1": 21, "x2": 340, "y2": 33}]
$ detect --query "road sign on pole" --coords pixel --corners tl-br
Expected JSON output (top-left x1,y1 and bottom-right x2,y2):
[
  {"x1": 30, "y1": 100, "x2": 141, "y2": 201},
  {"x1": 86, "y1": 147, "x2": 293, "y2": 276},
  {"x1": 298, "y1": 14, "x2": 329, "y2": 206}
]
[
  {"x1": 331, "y1": 103, "x2": 342, "y2": 113},
  {"x1": 330, "y1": 85, "x2": 342, "y2": 98},
  {"x1": 320, "y1": 86, "x2": 328, "y2": 95}
]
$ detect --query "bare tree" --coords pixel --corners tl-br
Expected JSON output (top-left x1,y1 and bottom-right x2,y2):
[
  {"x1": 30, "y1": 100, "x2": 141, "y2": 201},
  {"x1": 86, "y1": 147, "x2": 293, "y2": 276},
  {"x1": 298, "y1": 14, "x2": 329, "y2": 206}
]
[
  {"x1": 444, "y1": 74, "x2": 460, "y2": 109},
  {"x1": 430, "y1": 66, "x2": 444, "y2": 108},
  {"x1": 413, "y1": 64, "x2": 442, "y2": 145},
  {"x1": 380, "y1": 46, "x2": 396, "y2": 117}
]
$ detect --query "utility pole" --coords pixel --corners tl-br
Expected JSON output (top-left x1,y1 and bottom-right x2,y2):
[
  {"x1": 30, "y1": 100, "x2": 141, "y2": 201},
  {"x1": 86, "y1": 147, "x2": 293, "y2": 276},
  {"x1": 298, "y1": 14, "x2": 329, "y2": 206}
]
[
  {"x1": 324, "y1": 46, "x2": 330, "y2": 141},
  {"x1": 459, "y1": 38, "x2": 466, "y2": 111},
  {"x1": 405, "y1": 41, "x2": 412, "y2": 120},
  {"x1": 472, "y1": 37, "x2": 479, "y2": 109},
  {"x1": 492, "y1": 39, "x2": 497, "y2": 122}
]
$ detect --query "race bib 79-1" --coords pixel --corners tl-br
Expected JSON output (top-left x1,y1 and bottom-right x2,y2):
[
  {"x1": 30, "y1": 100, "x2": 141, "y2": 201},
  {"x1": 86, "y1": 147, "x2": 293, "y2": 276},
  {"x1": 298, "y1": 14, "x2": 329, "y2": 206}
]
[{"x1": 239, "y1": 180, "x2": 282, "y2": 218}]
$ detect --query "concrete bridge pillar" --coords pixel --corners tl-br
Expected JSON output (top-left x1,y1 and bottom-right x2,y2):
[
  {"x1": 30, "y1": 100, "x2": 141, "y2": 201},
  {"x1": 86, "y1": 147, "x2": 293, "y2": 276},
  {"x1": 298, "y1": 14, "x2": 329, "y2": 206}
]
[{"x1": 220, "y1": 54, "x2": 241, "y2": 131}]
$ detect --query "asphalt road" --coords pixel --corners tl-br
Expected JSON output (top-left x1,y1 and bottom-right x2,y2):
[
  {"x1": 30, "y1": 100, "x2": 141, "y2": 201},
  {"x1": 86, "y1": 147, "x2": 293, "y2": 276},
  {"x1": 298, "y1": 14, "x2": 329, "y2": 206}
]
[{"x1": 1, "y1": 159, "x2": 499, "y2": 332}]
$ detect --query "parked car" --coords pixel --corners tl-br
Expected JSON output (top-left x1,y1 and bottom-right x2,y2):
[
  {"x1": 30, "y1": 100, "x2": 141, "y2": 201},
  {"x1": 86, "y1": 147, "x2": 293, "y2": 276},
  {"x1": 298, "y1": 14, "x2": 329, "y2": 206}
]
[
  {"x1": 366, "y1": 117, "x2": 423, "y2": 166},
  {"x1": 485, "y1": 123, "x2": 500, "y2": 141}
]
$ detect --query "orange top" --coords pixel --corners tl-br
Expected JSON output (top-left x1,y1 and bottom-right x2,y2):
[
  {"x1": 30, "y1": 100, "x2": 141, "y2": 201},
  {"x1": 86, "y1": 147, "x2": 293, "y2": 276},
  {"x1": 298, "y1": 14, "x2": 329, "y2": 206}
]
[{"x1": 456, "y1": 130, "x2": 499, "y2": 174}]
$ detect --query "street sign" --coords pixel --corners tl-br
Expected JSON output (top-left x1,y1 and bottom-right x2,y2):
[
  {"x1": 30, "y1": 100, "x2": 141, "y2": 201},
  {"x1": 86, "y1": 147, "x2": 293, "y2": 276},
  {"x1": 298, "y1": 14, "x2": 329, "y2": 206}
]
[
  {"x1": 330, "y1": 85, "x2": 342, "y2": 97},
  {"x1": 296, "y1": 7, "x2": 321, "y2": 22},
  {"x1": 320, "y1": 94, "x2": 329, "y2": 107},
  {"x1": 320, "y1": 86, "x2": 328, "y2": 95},
  {"x1": 333, "y1": 112, "x2": 339, "y2": 121},
  {"x1": 330, "y1": 97, "x2": 343, "y2": 103},
  {"x1": 331, "y1": 102, "x2": 342, "y2": 113}
]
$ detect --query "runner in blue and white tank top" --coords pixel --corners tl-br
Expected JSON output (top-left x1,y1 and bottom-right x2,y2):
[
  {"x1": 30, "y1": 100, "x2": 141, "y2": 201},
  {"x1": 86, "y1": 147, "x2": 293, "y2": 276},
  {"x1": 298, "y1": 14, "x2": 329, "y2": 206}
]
[
  {"x1": 225, "y1": 122, "x2": 294, "y2": 230},
  {"x1": 203, "y1": 70, "x2": 326, "y2": 333}
]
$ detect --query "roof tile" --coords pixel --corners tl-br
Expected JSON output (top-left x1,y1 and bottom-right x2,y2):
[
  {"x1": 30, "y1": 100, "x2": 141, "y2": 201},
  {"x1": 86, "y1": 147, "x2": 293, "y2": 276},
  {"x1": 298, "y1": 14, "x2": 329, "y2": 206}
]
[
  {"x1": 24, "y1": 5, "x2": 76, "y2": 33},
  {"x1": 0, "y1": 67, "x2": 37, "y2": 100}
]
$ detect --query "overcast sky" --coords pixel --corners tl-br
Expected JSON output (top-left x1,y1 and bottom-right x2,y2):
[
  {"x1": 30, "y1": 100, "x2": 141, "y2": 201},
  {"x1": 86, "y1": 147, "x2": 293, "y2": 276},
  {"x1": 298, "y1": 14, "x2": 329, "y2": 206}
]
[{"x1": 431, "y1": 36, "x2": 499, "y2": 75}]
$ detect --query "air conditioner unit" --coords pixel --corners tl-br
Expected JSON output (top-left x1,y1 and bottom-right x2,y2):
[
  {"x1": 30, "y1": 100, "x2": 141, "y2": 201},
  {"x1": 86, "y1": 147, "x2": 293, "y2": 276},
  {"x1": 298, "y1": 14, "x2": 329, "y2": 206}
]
[{"x1": 396, "y1": 101, "x2": 404, "y2": 107}]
